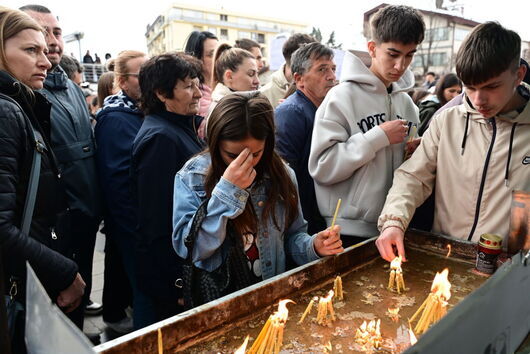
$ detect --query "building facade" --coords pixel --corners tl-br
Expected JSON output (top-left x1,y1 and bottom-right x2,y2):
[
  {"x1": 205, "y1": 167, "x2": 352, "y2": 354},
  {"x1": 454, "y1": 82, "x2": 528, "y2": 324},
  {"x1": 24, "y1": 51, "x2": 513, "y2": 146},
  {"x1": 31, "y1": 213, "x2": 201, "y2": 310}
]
[{"x1": 145, "y1": 4, "x2": 308, "y2": 62}]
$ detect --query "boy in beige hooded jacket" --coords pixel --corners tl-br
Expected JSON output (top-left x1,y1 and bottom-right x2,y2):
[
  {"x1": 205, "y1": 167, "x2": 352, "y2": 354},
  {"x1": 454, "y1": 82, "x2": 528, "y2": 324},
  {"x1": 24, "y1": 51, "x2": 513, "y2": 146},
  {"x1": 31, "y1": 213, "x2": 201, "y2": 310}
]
[{"x1": 377, "y1": 22, "x2": 530, "y2": 262}]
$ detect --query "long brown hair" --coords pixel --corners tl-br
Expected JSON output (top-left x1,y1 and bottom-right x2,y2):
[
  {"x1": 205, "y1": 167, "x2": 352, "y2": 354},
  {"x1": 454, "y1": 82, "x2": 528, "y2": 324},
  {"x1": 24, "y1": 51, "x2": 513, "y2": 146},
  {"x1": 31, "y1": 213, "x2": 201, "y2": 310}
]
[{"x1": 204, "y1": 92, "x2": 299, "y2": 233}]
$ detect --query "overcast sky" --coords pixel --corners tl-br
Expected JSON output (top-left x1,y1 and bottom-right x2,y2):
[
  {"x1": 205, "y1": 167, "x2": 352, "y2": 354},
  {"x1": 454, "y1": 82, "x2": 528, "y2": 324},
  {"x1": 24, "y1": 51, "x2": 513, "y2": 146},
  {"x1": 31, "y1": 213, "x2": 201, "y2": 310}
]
[{"x1": 5, "y1": 0, "x2": 530, "y2": 61}]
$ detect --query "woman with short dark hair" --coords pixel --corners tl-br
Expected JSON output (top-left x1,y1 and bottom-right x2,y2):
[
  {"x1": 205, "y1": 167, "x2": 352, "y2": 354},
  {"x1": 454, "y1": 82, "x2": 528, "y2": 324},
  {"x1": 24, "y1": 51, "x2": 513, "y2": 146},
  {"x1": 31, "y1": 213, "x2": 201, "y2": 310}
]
[{"x1": 131, "y1": 52, "x2": 205, "y2": 322}]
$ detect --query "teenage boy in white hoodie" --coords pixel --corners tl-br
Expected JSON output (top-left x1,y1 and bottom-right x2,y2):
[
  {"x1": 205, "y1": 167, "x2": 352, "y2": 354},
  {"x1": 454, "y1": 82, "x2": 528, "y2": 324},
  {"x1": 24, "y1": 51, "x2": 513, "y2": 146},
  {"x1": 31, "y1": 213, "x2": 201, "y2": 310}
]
[
  {"x1": 376, "y1": 22, "x2": 530, "y2": 262},
  {"x1": 309, "y1": 5, "x2": 425, "y2": 247}
]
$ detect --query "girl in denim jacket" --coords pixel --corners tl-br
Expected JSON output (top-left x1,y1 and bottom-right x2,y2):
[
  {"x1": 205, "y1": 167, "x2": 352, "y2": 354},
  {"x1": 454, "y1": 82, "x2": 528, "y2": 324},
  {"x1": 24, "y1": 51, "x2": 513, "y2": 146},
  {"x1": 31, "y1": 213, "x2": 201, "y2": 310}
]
[{"x1": 172, "y1": 92, "x2": 342, "y2": 283}]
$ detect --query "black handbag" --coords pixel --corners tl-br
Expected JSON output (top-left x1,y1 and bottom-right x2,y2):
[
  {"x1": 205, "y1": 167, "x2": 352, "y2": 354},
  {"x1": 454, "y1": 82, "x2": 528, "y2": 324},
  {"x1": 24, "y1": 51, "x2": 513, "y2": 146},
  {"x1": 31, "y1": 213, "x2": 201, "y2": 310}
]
[{"x1": 182, "y1": 199, "x2": 254, "y2": 309}]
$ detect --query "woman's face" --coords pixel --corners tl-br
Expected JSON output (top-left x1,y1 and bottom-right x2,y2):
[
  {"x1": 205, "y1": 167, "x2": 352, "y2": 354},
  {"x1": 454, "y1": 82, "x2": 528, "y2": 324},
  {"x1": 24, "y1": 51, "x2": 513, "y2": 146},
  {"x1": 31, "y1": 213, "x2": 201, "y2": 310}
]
[
  {"x1": 443, "y1": 84, "x2": 462, "y2": 103},
  {"x1": 162, "y1": 77, "x2": 202, "y2": 115},
  {"x1": 249, "y1": 47, "x2": 264, "y2": 72},
  {"x1": 226, "y1": 58, "x2": 259, "y2": 91},
  {"x1": 201, "y1": 38, "x2": 218, "y2": 83},
  {"x1": 219, "y1": 136, "x2": 266, "y2": 167},
  {"x1": 3, "y1": 29, "x2": 51, "y2": 89}
]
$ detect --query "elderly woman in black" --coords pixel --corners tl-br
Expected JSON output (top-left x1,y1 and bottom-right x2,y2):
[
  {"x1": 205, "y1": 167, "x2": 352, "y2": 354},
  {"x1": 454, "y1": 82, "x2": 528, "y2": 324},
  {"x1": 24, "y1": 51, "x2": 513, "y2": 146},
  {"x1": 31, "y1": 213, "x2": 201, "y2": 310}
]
[
  {"x1": 0, "y1": 6, "x2": 85, "y2": 349},
  {"x1": 131, "y1": 52, "x2": 205, "y2": 323}
]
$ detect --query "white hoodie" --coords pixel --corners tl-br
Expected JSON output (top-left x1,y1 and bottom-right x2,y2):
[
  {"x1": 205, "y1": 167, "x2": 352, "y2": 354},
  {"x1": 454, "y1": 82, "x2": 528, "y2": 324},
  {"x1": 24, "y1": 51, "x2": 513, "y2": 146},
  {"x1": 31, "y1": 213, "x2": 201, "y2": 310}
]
[{"x1": 309, "y1": 52, "x2": 419, "y2": 237}]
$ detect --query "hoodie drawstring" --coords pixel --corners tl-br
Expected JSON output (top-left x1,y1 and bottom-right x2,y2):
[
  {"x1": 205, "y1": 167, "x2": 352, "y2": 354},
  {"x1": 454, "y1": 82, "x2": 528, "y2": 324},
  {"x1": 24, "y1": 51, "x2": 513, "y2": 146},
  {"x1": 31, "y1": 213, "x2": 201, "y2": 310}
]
[
  {"x1": 504, "y1": 123, "x2": 518, "y2": 186},
  {"x1": 461, "y1": 112, "x2": 470, "y2": 155}
]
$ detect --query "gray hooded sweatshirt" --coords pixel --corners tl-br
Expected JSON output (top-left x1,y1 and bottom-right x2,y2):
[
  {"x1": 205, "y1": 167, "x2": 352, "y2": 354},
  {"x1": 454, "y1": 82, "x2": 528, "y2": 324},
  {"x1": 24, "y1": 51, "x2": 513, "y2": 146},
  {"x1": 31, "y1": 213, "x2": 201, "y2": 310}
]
[{"x1": 308, "y1": 52, "x2": 419, "y2": 237}]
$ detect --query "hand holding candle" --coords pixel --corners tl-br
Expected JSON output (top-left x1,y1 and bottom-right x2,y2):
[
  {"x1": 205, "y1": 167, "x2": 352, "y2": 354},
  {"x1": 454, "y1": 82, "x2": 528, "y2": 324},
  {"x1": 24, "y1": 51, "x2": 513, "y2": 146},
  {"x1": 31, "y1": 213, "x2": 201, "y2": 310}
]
[{"x1": 314, "y1": 225, "x2": 343, "y2": 256}]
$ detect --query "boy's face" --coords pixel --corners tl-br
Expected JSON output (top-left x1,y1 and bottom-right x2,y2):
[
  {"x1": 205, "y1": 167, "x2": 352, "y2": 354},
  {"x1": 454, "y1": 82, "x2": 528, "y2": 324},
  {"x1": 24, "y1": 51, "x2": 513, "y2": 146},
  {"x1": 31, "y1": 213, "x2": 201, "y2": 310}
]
[
  {"x1": 368, "y1": 41, "x2": 418, "y2": 87},
  {"x1": 464, "y1": 64, "x2": 526, "y2": 118}
]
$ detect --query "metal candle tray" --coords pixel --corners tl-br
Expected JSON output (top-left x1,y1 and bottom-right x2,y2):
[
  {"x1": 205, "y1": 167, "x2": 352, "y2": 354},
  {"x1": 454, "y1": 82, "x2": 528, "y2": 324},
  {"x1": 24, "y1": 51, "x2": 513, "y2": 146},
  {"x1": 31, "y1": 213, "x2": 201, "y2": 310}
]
[{"x1": 94, "y1": 230, "x2": 530, "y2": 353}]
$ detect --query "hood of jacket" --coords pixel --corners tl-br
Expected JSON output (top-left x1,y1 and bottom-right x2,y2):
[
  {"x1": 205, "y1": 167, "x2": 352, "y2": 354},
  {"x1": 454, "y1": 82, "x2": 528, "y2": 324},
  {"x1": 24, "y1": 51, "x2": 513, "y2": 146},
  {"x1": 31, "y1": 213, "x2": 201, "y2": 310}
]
[
  {"x1": 43, "y1": 65, "x2": 69, "y2": 90},
  {"x1": 97, "y1": 90, "x2": 142, "y2": 118},
  {"x1": 270, "y1": 64, "x2": 289, "y2": 88},
  {"x1": 463, "y1": 82, "x2": 530, "y2": 125},
  {"x1": 340, "y1": 51, "x2": 415, "y2": 95}
]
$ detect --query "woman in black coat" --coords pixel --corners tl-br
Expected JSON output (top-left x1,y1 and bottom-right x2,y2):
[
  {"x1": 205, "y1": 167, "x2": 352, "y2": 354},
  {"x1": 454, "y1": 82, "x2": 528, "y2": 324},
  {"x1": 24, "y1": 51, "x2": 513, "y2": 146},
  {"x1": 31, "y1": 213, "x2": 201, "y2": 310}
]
[{"x1": 0, "y1": 7, "x2": 85, "y2": 338}]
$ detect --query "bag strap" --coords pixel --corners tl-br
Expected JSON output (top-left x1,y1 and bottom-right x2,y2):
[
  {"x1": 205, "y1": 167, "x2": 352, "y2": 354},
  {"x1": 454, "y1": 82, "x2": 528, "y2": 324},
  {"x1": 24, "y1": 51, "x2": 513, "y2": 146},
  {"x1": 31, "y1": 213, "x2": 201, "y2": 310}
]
[
  {"x1": 0, "y1": 93, "x2": 44, "y2": 236},
  {"x1": 184, "y1": 198, "x2": 210, "y2": 263}
]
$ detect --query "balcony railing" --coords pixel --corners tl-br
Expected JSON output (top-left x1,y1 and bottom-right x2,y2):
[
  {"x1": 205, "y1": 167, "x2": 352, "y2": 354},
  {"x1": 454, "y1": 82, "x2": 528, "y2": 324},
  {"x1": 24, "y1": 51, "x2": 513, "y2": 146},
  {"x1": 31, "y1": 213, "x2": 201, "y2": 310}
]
[{"x1": 81, "y1": 63, "x2": 108, "y2": 83}]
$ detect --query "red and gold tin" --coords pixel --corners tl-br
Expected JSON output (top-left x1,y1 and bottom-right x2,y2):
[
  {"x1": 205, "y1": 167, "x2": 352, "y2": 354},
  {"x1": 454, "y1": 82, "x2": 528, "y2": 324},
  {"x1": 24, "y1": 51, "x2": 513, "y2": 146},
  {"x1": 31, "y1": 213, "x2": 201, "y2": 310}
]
[{"x1": 475, "y1": 233, "x2": 502, "y2": 275}]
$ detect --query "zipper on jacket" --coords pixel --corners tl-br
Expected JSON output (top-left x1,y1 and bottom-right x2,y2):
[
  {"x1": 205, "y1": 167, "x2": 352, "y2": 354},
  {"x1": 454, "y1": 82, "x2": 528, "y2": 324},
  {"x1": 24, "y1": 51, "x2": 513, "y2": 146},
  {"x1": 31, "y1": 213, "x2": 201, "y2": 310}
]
[
  {"x1": 467, "y1": 118, "x2": 497, "y2": 241},
  {"x1": 51, "y1": 227, "x2": 58, "y2": 240}
]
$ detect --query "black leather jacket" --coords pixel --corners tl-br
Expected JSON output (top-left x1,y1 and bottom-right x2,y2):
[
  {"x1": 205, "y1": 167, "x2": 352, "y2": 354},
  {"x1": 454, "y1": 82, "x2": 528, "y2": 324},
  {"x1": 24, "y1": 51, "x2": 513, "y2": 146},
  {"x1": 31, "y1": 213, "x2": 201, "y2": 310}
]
[{"x1": 0, "y1": 71, "x2": 77, "y2": 301}]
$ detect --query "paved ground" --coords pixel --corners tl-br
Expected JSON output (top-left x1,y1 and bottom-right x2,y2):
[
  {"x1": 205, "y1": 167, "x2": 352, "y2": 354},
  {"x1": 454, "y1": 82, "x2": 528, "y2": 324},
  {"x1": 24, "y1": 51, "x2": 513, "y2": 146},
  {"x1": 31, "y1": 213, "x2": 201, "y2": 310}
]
[{"x1": 82, "y1": 231, "x2": 122, "y2": 345}]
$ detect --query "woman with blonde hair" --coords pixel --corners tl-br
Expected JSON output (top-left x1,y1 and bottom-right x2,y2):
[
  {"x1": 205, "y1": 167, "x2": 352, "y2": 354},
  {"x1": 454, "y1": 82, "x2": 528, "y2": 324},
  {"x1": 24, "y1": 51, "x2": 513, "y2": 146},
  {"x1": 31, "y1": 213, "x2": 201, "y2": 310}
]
[
  {"x1": 0, "y1": 6, "x2": 85, "y2": 350},
  {"x1": 209, "y1": 44, "x2": 260, "y2": 114}
]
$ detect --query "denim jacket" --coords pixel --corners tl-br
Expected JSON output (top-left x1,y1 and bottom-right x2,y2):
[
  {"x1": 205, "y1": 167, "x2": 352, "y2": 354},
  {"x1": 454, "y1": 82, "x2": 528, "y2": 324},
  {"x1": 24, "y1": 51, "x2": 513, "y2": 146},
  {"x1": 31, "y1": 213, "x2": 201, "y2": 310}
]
[{"x1": 172, "y1": 153, "x2": 319, "y2": 280}]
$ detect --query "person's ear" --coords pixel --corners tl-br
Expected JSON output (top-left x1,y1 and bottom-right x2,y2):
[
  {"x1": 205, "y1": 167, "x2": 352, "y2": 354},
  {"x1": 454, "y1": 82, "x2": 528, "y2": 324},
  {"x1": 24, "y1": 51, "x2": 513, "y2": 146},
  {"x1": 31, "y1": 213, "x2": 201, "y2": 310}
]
[
  {"x1": 155, "y1": 90, "x2": 166, "y2": 104},
  {"x1": 224, "y1": 70, "x2": 233, "y2": 84},
  {"x1": 293, "y1": 72, "x2": 303, "y2": 89},
  {"x1": 367, "y1": 41, "x2": 377, "y2": 58},
  {"x1": 516, "y1": 64, "x2": 527, "y2": 85}
]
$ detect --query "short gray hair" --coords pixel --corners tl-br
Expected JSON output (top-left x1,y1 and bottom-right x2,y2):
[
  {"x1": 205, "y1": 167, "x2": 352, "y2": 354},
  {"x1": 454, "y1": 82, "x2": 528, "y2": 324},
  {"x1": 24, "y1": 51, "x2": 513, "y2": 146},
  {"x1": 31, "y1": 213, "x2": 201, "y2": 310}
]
[{"x1": 290, "y1": 42, "x2": 334, "y2": 76}]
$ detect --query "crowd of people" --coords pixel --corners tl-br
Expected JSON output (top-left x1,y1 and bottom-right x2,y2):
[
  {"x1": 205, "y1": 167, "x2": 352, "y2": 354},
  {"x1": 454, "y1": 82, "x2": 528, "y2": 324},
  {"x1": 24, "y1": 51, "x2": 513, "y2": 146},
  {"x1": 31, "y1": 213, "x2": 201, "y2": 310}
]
[{"x1": 1, "y1": 3, "x2": 529, "y2": 352}]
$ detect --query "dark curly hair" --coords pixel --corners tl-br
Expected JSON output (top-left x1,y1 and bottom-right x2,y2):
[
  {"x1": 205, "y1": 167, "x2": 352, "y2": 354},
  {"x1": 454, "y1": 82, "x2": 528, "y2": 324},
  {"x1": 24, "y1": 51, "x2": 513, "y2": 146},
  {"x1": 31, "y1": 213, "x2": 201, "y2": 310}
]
[{"x1": 139, "y1": 52, "x2": 202, "y2": 115}]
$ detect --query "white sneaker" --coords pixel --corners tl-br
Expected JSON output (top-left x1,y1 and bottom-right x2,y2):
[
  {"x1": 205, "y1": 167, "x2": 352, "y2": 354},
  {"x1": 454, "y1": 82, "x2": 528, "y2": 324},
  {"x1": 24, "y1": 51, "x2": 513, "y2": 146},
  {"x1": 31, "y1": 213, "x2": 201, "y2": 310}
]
[{"x1": 104, "y1": 316, "x2": 133, "y2": 334}]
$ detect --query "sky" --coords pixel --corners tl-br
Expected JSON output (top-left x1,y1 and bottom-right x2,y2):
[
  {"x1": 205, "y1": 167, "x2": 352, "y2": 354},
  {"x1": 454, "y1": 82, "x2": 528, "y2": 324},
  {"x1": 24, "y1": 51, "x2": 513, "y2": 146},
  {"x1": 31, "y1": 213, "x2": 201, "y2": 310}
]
[{"x1": 5, "y1": 0, "x2": 530, "y2": 61}]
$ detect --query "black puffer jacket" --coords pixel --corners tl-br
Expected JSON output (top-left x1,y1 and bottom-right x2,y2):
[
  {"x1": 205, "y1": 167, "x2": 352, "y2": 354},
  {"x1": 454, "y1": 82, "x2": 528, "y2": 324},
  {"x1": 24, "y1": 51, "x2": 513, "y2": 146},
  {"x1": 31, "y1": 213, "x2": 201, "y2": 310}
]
[{"x1": 0, "y1": 71, "x2": 77, "y2": 301}]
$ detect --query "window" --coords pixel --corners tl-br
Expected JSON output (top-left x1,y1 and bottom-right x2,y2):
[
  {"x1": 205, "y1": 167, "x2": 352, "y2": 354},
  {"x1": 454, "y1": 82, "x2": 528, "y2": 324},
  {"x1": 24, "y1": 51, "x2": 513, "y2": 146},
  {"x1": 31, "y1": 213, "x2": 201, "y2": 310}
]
[
  {"x1": 205, "y1": 13, "x2": 217, "y2": 21},
  {"x1": 238, "y1": 31, "x2": 251, "y2": 39},
  {"x1": 220, "y1": 28, "x2": 228, "y2": 40},
  {"x1": 426, "y1": 27, "x2": 449, "y2": 42},
  {"x1": 454, "y1": 28, "x2": 470, "y2": 41},
  {"x1": 220, "y1": 14, "x2": 228, "y2": 21},
  {"x1": 183, "y1": 10, "x2": 203, "y2": 19},
  {"x1": 412, "y1": 54, "x2": 425, "y2": 68},
  {"x1": 193, "y1": 26, "x2": 202, "y2": 32},
  {"x1": 251, "y1": 32, "x2": 265, "y2": 44},
  {"x1": 431, "y1": 52, "x2": 447, "y2": 66}
]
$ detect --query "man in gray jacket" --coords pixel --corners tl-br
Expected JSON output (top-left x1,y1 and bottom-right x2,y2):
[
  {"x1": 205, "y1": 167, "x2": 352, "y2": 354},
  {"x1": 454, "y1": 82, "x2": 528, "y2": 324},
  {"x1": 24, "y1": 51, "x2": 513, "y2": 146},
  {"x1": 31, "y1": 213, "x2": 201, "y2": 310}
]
[
  {"x1": 21, "y1": 4, "x2": 102, "y2": 329},
  {"x1": 309, "y1": 5, "x2": 424, "y2": 247}
]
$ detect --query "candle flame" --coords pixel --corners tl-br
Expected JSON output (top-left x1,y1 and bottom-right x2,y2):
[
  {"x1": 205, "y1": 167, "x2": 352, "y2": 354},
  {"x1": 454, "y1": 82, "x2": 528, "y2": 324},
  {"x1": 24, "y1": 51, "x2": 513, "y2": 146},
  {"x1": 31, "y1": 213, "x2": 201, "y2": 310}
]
[
  {"x1": 446, "y1": 244, "x2": 452, "y2": 258},
  {"x1": 355, "y1": 319, "x2": 382, "y2": 350},
  {"x1": 409, "y1": 327, "x2": 418, "y2": 345},
  {"x1": 234, "y1": 335, "x2": 249, "y2": 354},
  {"x1": 324, "y1": 290, "x2": 334, "y2": 302},
  {"x1": 275, "y1": 299, "x2": 294, "y2": 322},
  {"x1": 390, "y1": 256, "x2": 403, "y2": 271},
  {"x1": 387, "y1": 307, "x2": 400, "y2": 322},
  {"x1": 431, "y1": 268, "x2": 451, "y2": 301}
]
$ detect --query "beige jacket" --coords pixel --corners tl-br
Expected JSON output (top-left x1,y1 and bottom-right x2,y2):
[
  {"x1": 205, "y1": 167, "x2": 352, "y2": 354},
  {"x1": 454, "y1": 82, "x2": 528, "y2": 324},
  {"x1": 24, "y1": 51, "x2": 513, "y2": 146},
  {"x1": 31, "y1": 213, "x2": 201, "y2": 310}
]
[
  {"x1": 259, "y1": 64, "x2": 290, "y2": 108},
  {"x1": 206, "y1": 82, "x2": 233, "y2": 119},
  {"x1": 379, "y1": 85, "x2": 530, "y2": 242}
]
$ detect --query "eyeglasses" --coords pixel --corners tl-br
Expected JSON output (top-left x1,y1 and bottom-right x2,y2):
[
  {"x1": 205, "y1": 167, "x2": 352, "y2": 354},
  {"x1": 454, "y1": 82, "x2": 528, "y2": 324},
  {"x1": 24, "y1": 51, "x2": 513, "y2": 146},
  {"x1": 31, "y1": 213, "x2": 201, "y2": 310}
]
[{"x1": 124, "y1": 73, "x2": 139, "y2": 77}]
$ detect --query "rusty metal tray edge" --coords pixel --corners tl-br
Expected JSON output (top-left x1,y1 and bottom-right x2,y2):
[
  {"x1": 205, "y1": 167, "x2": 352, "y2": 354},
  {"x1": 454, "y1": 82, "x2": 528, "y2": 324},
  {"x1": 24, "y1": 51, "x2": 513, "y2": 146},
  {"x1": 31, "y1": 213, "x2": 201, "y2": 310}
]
[{"x1": 94, "y1": 231, "x2": 475, "y2": 353}]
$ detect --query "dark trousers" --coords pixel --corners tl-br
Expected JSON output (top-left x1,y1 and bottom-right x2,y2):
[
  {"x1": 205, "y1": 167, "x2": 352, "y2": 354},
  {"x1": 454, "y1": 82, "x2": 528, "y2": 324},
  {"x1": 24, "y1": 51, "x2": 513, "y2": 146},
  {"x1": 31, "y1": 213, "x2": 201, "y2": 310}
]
[
  {"x1": 57, "y1": 211, "x2": 100, "y2": 329},
  {"x1": 102, "y1": 235, "x2": 132, "y2": 323},
  {"x1": 106, "y1": 223, "x2": 156, "y2": 329}
]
